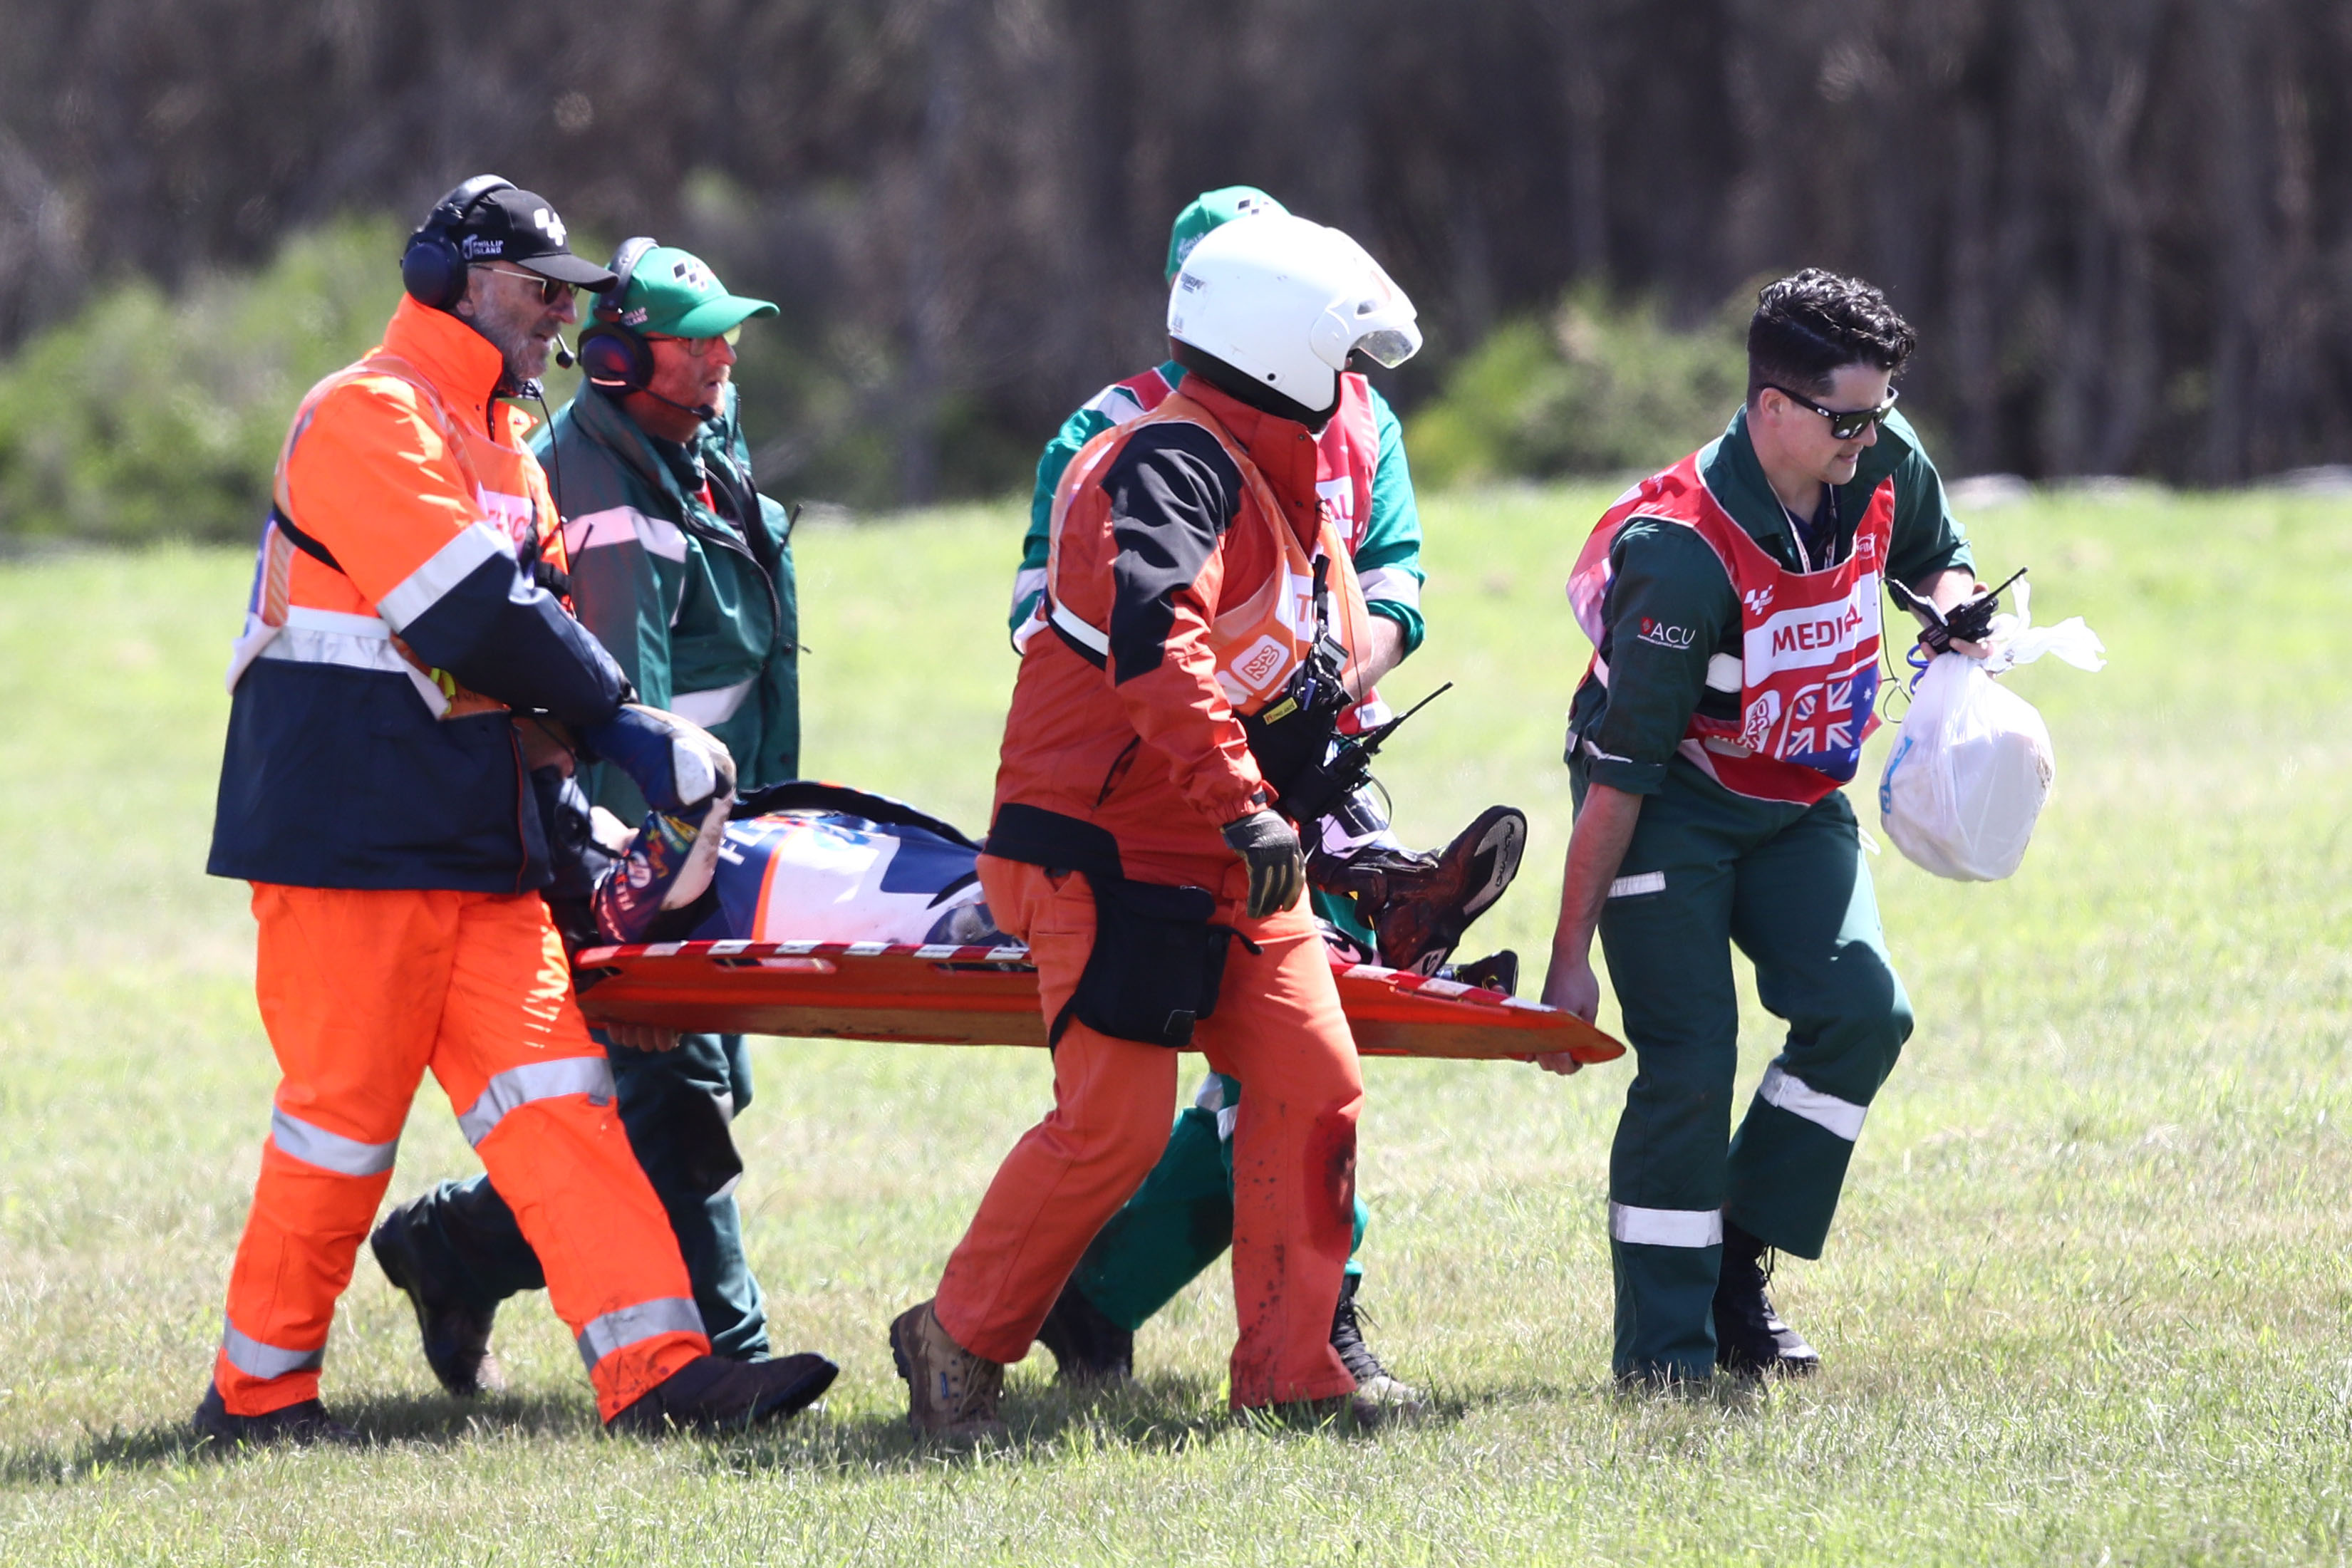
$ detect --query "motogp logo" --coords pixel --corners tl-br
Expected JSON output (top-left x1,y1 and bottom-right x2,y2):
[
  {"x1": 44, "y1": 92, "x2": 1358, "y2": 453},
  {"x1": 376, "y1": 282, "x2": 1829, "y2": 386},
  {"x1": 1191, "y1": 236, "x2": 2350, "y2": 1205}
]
[{"x1": 1743, "y1": 585, "x2": 1775, "y2": 616}]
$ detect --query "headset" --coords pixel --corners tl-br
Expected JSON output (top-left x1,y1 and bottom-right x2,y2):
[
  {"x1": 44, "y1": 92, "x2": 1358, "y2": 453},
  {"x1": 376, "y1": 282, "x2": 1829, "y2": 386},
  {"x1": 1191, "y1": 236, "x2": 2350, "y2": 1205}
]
[
  {"x1": 577, "y1": 236, "x2": 661, "y2": 394},
  {"x1": 400, "y1": 175, "x2": 517, "y2": 311}
]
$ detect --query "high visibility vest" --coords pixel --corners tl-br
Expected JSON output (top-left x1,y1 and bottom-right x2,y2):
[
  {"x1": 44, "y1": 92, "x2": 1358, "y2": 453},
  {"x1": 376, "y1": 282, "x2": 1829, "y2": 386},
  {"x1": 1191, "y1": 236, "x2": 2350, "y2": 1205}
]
[
  {"x1": 226, "y1": 351, "x2": 569, "y2": 719},
  {"x1": 1568, "y1": 452, "x2": 1892, "y2": 804},
  {"x1": 1040, "y1": 390, "x2": 1377, "y2": 721}
]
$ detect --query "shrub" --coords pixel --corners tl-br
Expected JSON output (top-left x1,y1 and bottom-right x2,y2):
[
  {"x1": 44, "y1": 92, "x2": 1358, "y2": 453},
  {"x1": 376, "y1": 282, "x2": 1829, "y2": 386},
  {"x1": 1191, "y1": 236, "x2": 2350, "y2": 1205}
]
[
  {"x1": 0, "y1": 218, "x2": 405, "y2": 546},
  {"x1": 1406, "y1": 285, "x2": 1747, "y2": 489}
]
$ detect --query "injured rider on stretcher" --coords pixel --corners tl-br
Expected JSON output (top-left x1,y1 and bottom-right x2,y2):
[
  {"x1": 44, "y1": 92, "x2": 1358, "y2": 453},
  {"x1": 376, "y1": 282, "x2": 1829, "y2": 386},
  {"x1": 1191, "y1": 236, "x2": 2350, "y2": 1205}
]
[{"x1": 545, "y1": 775, "x2": 1522, "y2": 992}]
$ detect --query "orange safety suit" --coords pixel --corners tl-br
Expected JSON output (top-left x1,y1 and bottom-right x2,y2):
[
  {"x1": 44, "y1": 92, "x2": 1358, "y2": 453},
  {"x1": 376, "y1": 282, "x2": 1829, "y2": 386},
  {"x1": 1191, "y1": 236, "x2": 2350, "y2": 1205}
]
[
  {"x1": 206, "y1": 296, "x2": 707, "y2": 1421},
  {"x1": 937, "y1": 379, "x2": 1366, "y2": 1408}
]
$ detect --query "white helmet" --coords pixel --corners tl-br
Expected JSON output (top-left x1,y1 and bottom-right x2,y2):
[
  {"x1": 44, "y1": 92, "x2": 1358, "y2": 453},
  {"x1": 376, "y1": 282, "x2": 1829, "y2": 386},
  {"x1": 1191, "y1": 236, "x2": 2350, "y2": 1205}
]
[{"x1": 1166, "y1": 212, "x2": 1421, "y2": 415}]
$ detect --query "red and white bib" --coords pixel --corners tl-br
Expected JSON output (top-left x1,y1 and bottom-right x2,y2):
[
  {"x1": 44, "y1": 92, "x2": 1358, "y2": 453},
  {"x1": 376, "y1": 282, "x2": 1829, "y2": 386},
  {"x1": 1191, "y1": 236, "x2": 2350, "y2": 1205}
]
[{"x1": 1568, "y1": 454, "x2": 1890, "y2": 805}]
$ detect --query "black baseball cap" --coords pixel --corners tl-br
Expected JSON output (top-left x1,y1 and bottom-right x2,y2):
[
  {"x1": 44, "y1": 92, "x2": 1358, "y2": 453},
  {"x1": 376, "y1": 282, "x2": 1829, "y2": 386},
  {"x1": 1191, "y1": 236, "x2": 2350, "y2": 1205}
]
[{"x1": 445, "y1": 185, "x2": 618, "y2": 291}]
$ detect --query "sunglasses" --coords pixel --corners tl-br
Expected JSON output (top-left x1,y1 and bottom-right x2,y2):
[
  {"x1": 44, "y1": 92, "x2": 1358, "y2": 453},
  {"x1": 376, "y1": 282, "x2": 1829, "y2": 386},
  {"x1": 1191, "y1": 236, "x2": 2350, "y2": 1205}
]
[
  {"x1": 646, "y1": 326, "x2": 742, "y2": 358},
  {"x1": 476, "y1": 266, "x2": 576, "y2": 306},
  {"x1": 1765, "y1": 383, "x2": 1900, "y2": 441}
]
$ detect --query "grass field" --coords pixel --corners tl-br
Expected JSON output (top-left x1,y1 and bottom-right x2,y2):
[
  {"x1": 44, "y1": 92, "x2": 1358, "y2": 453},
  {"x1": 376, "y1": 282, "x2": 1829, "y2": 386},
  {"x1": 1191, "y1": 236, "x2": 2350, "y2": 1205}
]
[{"x1": 0, "y1": 481, "x2": 2347, "y2": 1565}]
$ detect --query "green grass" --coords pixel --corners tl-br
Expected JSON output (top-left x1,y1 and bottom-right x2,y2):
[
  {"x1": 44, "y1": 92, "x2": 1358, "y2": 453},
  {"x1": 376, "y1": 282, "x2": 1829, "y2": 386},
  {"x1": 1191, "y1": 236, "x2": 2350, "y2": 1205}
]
[{"x1": 0, "y1": 483, "x2": 2348, "y2": 1564}]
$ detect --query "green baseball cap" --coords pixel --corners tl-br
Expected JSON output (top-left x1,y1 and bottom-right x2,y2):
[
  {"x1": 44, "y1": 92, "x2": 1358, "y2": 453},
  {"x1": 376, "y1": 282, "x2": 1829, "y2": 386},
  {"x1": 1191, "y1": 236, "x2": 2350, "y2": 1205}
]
[
  {"x1": 607, "y1": 244, "x2": 777, "y2": 338},
  {"x1": 1164, "y1": 186, "x2": 1289, "y2": 281}
]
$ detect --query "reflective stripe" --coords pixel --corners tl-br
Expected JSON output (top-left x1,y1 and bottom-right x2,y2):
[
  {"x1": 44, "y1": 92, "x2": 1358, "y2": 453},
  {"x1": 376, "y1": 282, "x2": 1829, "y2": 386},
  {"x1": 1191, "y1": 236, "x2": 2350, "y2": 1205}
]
[
  {"x1": 221, "y1": 1317, "x2": 324, "y2": 1380},
  {"x1": 1704, "y1": 652, "x2": 1743, "y2": 692},
  {"x1": 1757, "y1": 1064, "x2": 1868, "y2": 1142},
  {"x1": 564, "y1": 505, "x2": 690, "y2": 564},
  {"x1": 670, "y1": 677, "x2": 756, "y2": 728},
  {"x1": 252, "y1": 612, "x2": 451, "y2": 715},
  {"x1": 574, "y1": 1296, "x2": 705, "y2": 1371},
  {"x1": 1608, "y1": 1202, "x2": 1723, "y2": 1248},
  {"x1": 456, "y1": 1056, "x2": 616, "y2": 1147},
  {"x1": 269, "y1": 1108, "x2": 398, "y2": 1177},
  {"x1": 1048, "y1": 596, "x2": 1110, "y2": 656},
  {"x1": 376, "y1": 520, "x2": 509, "y2": 632},
  {"x1": 1608, "y1": 871, "x2": 1665, "y2": 898},
  {"x1": 284, "y1": 606, "x2": 393, "y2": 638},
  {"x1": 1355, "y1": 564, "x2": 1422, "y2": 611}
]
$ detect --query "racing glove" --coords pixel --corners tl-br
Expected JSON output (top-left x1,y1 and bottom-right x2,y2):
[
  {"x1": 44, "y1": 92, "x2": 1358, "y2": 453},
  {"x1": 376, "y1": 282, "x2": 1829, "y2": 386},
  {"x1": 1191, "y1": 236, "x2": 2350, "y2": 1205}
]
[
  {"x1": 578, "y1": 703, "x2": 737, "y2": 816},
  {"x1": 1223, "y1": 807, "x2": 1306, "y2": 919}
]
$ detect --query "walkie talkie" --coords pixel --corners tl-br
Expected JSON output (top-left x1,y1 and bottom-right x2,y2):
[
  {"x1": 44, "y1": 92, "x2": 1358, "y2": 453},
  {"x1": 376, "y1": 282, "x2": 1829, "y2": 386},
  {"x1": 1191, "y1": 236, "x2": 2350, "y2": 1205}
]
[{"x1": 1889, "y1": 566, "x2": 2027, "y2": 653}]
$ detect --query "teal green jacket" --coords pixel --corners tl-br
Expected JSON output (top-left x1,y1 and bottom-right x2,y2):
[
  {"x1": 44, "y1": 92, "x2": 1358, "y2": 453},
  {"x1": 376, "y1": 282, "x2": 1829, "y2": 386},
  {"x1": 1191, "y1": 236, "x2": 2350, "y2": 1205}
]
[
  {"x1": 1570, "y1": 405, "x2": 1972, "y2": 801},
  {"x1": 541, "y1": 383, "x2": 799, "y2": 819},
  {"x1": 1010, "y1": 361, "x2": 1426, "y2": 653}
]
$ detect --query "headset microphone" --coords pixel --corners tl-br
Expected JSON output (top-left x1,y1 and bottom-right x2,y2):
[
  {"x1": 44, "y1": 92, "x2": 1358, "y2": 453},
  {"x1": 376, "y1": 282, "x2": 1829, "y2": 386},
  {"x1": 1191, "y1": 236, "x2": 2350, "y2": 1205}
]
[
  {"x1": 553, "y1": 336, "x2": 575, "y2": 370},
  {"x1": 642, "y1": 387, "x2": 718, "y2": 422}
]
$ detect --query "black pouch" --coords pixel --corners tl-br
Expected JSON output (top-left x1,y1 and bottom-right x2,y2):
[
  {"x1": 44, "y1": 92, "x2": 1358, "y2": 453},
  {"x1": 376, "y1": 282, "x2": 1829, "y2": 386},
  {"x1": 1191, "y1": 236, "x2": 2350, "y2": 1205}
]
[{"x1": 1052, "y1": 876, "x2": 1254, "y2": 1050}]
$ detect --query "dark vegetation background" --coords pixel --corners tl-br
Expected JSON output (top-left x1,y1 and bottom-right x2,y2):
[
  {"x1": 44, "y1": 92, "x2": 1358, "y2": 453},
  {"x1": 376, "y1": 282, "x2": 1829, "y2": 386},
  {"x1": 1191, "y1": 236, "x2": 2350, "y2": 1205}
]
[{"x1": 0, "y1": 0, "x2": 2347, "y2": 539}]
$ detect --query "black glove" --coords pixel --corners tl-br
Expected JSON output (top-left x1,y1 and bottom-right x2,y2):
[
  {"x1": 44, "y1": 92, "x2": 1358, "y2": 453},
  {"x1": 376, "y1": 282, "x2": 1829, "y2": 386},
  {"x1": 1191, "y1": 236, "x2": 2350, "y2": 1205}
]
[
  {"x1": 1222, "y1": 807, "x2": 1305, "y2": 919},
  {"x1": 577, "y1": 703, "x2": 737, "y2": 816}
]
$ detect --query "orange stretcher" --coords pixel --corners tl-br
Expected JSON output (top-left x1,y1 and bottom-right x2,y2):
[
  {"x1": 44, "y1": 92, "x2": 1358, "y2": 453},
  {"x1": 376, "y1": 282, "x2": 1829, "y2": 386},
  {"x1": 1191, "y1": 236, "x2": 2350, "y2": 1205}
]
[{"x1": 573, "y1": 939, "x2": 1625, "y2": 1064}]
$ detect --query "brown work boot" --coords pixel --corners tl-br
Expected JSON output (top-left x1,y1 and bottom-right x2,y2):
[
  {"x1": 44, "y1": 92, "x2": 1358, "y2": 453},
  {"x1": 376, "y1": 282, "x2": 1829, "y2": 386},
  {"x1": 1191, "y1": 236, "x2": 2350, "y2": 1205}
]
[{"x1": 889, "y1": 1300, "x2": 1007, "y2": 1440}]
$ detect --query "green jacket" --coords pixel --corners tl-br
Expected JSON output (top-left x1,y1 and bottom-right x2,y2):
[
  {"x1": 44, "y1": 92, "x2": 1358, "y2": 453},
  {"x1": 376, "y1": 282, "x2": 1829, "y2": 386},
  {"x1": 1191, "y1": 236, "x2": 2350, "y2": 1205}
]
[
  {"x1": 1569, "y1": 405, "x2": 1972, "y2": 807},
  {"x1": 1010, "y1": 361, "x2": 1426, "y2": 653},
  {"x1": 540, "y1": 383, "x2": 799, "y2": 819}
]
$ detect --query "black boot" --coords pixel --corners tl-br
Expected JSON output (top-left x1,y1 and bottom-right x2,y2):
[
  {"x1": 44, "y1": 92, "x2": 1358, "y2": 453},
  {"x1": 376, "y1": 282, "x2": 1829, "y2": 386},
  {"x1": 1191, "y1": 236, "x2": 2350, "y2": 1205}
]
[
  {"x1": 1033, "y1": 1280, "x2": 1134, "y2": 1385},
  {"x1": 192, "y1": 1385, "x2": 359, "y2": 1448},
  {"x1": 1372, "y1": 806, "x2": 1528, "y2": 975},
  {"x1": 606, "y1": 1352, "x2": 838, "y2": 1435},
  {"x1": 1329, "y1": 1273, "x2": 1426, "y2": 1418},
  {"x1": 1442, "y1": 950, "x2": 1520, "y2": 995},
  {"x1": 1713, "y1": 1220, "x2": 1820, "y2": 1379},
  {"x1": 371, "y1": 1202, "x2": 504, "y2": 1396}
]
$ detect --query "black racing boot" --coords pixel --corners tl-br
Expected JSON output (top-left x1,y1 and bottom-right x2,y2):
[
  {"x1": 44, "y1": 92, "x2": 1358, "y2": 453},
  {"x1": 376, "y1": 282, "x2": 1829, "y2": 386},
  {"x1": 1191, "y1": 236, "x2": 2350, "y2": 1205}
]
[
  {"x1": 1712, "y1": 1220, "x2": 1820, "y2": 1379},
  {"x1": 1443, "y1": 950, "x2": 1520, "y2": 995},
  {"x1": 1373, "y1": 806, "x2": 1528, "y2": 976},
  {"x1": 606, "y1": 1351, "x2": 839, "y2": 1436},
  {"x1": 192, "y1": 1385, "x2": 360, "y2": 1448},
  {"x1": 371, "y1": 1203, "x2": 504, "y2": 1397},
  {"x1": 1329, "y1": 1273, "x2": 1426, "y2": 1419},
  {"x1": 1033, "y1": 1279, "x2": 1134, "y2": 1385}
]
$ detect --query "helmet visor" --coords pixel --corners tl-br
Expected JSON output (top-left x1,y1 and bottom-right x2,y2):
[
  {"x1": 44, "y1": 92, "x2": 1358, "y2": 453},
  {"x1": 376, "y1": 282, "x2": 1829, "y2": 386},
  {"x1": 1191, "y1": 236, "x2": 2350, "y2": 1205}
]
[{"x1": 1352, "y1": 326, "x2": 1421, "y2": 369}]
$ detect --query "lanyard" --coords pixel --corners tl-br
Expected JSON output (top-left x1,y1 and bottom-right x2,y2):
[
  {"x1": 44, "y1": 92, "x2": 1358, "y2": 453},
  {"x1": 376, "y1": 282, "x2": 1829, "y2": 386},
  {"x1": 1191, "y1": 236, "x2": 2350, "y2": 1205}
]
[{"x1": 1779, "y1": 484, "x2": 1841, "y2": 574}]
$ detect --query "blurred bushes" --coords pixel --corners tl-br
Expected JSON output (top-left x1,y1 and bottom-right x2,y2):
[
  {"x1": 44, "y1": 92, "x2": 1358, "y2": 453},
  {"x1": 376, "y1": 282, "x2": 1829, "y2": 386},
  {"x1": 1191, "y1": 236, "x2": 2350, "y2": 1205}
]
[
  {"x1": 0, "y1": 217, "x2": 404, "y2": 546},
  {"x1": 1407, "y1": 286, "x2": 1746, "y2": 489}
]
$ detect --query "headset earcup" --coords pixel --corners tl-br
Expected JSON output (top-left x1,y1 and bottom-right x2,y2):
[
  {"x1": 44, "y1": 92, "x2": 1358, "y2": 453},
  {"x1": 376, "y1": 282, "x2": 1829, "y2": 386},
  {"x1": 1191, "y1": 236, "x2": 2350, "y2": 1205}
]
[
  {"x1": 401, "y1": 232, "x2": 469, "y2": 311},
  {"x1": 578, "y1": 326, "x2": 653, "y2": 393}
]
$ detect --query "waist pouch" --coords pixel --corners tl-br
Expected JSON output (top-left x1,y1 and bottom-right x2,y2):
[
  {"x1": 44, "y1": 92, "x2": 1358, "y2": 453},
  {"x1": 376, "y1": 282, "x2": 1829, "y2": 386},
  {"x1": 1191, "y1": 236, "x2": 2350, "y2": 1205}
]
[
  {"x1": 985, "y1": 802, "x2": 1256, "y2": 1051},
  {"x1": 1054, "y1": 875, "x2": 1256, "y2": 1051}
]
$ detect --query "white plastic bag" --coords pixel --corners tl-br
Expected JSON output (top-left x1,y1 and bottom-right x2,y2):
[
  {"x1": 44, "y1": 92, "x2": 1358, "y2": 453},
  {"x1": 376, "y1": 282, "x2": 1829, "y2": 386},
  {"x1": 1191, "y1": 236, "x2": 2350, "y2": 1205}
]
[{"x1": 1877, "y1": 583, "x2": 2103, "y2": 881}]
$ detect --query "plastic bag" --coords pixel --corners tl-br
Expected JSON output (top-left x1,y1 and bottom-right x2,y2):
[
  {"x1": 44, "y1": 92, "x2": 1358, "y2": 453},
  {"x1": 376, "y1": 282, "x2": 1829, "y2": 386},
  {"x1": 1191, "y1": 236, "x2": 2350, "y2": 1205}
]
[{"x1": 1877, "y1": 583, "x2": 2104, "y2": 881}]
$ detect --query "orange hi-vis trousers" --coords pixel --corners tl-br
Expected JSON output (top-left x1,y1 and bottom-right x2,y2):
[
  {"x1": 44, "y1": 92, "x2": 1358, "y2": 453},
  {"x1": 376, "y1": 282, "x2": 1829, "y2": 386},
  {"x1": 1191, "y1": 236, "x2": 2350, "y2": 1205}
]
[
  {"x1": 937, "y1": 857, "x2": 1364, "y2": 1408},
  {"x1": 214, "y1": 885, "x2": 708, "y2": 1422}
]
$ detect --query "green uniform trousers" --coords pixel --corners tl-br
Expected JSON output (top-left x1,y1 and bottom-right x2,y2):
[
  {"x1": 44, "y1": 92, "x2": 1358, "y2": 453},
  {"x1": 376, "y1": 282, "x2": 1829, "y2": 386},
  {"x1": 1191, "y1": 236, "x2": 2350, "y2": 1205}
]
[
  {"x1": 1582, "y1": 761, "x2": 1912, "y2": 1383},
  {"x1": 400, "y1": 1030, "x2": 770, "y2": 1361}
]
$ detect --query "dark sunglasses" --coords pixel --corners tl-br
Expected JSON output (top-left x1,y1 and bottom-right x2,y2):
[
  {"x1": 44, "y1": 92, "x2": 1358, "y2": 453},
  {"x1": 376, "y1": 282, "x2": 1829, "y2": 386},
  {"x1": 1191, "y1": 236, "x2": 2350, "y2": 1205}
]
[
  {"x1": 476, "y1": 265, "x2": 576, "y2": 306},
  {"x1": 1765, "y1": 383, "x2": 1900, "y2": 441}
]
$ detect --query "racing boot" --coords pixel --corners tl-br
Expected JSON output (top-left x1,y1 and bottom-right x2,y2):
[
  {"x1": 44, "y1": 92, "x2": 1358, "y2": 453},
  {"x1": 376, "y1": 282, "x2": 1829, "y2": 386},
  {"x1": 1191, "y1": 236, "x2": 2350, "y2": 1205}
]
[
  {"x1": 1033, "y1": 1279, "x2": 1134, "y2": 1386},
  {"x1": 370, "y1": 1203, "x2": 504, "y2": 1397},
  {"x1": 1305, "y1": 784, "x2": 1437, "y2": 908},
  {"x1": 1329, "y1": 1272, "x2": 1427, "y2": 1421},
  {"x1": 1712, "y1": 1220, "x2": 1820, "y2": 1379},
  {"x1": 889, "y1": 1300, "x2": 1007, "y2": 1441},
  {"x1": 606, "y1": 1352, "x2": 838, "y2": 1436},
  {"x1": 192, "y1": 1385, "x2": 360, "y2": 1448},
  {"x1": 1443, "y1": 949, "x2": 1520, "y2": 995},
  {"x1": 1373, "y1": 806, "x2": 1528, "y2": 976}
]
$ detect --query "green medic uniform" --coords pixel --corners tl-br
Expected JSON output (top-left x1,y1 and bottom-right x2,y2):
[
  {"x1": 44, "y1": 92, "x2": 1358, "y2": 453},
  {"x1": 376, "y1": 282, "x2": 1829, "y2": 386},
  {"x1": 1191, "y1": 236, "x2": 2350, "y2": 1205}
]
[
  {"x1": 1568, "y1": 406, "x2": 1969, "y2": 1382},
  {"x1": 1013, "y1": 353, "x2": 1421, "y2": 1332}
]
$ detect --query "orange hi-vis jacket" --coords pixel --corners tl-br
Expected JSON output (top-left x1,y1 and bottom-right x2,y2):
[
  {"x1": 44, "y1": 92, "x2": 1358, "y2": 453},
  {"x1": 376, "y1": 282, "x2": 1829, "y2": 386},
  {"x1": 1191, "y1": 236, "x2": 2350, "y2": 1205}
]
[
  {"x1": 988, "y1": 378, "x2": 1374, "y2": 891},
  {"x1": 207, "y1": 296, "x2": 626, "y2": 893}
]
